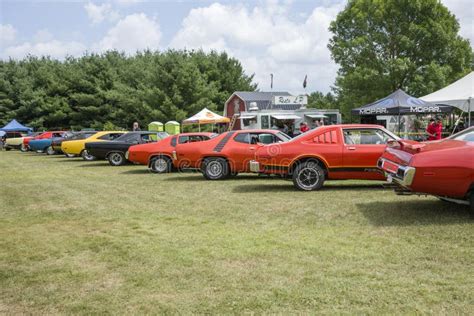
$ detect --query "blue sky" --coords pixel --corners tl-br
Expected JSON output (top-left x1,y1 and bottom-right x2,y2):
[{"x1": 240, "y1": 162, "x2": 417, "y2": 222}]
[{"x1": 1, "y1": 0, "x2": 472, "y2": 93}]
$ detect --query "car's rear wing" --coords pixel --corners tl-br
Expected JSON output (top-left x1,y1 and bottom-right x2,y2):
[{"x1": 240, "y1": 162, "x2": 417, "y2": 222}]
[{"x1": 387, "y1": 139, "x2": 425, "y2": 154}]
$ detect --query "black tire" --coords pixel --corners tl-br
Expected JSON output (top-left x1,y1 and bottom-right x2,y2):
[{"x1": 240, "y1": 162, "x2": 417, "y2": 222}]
[
  {"x1": 46, "y1": 146, "x2": 55, "y2": 155},
  {"x1": 5, "y1": 147, "x2": 11, "y2": 151},
  {"x1": 292, "y1": 161, "x2": 325, "y2": 191},
  {"x1": 81, "y1": 150, "x2": 96, "y2": 161},
  {"x1": 150, "y1": 156, "x2": 172, "y2": 173},
  {"x1": 20, "y1": 144, "x2": 27, "y2": 152},
  {"x1": 65, "y1": 153, "x2": 76, "y2": 158},
  {"x1": 108, "y1": 152, "x2": 125, "y2": 166},
  {"x1": 202, "y1": 157, "x2": 229, "y2": 180}
]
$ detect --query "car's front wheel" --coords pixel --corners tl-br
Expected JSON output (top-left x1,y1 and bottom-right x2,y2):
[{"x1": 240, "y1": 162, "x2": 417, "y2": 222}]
[
  {"x1": 108, "y1": 152, "x2": 125, "y2": 166},
  {"x1": 46, "y1": 146, "x2": 55, "y2": 155},
  {"x1": 65, "y1": 153, "x2": 75, "y2": 158},
  {"x1": 81, "y1": 150, "x2": 96, "y2": 161},
  {"x1": 150, "y1": 156, "x2": 172, "y2": 173},
  {"x1": 292, "y1": 161, "x2": 325, "y2": 191},
  {"x1": 20, "y1": 144, "x2": 27, "y2": 152},
  {"x1": 202, "y1": 157, "x2": 229, "y2": 180}
]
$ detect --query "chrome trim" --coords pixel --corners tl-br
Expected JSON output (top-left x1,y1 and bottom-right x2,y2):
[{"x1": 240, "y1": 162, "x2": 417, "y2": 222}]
[
  {"x1": 249, "y1": 160, "x2": 260, "y2": 173},
  {"x1": 378, "y1": 158, "x2": 416, "y2": 187},
  {"x1": 125, "y1": 151, "x2": 129, "y2": 160}
]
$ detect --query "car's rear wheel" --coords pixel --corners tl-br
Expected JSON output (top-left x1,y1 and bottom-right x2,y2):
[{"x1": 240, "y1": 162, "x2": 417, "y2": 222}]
[
  {"x1": 292, "y1": 161, "x2": 325, "y2": 191},
  {"x1": 108, "y1": 152, "x2": 125, "y2": 166},
  {"x1": 81, "y1": 150, "x2": 96, "y2": 161},
  {"x1": 46, "y1": 146, "x2": 55, "y2": 155},
  {"x1": 5, "y1": 147, "x2": 11, "y2": 151},
  {"x1": 150, "y1": 156, "x2": 172, "y2": 173},
  {"x1": 202, "y1": 157, "x2": 229, "y2": 180}
]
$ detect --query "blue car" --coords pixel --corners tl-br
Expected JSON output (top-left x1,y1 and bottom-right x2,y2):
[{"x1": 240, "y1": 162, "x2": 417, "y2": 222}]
[{"x1": 29, "y1": 132, "x2": 72, "y2": 154}]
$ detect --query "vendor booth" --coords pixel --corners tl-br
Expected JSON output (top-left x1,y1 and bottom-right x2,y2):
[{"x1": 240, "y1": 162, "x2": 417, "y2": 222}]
[
  {"x1": 421, "y1": 71, "x2": 473, "y2": 127},
  {"x1": 182, "y1": 108, "x2": 230, "y2": 132},
  {"x1": 165, "y1": 121, "x2": 180, "y2": 135},
  {"x1": 0, "y1": 119, "x2": 32, "y2": 133},
  {"x1": 352, "y1": 89, "x2": 454, "y2": 138}
]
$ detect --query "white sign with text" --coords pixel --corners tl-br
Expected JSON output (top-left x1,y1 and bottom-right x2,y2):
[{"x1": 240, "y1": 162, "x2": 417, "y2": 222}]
[{"x1": 273, "y1": 95, "x2": 308, "y2": 105}]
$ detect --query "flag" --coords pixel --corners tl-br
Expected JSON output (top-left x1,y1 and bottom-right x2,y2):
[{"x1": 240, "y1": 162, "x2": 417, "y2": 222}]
[
  {"x1": 303, "y1": 75, "x2": 308, "y2": 88},
  {"x1": 270, "y1": 73, "x2": 273, "y2": 89}
]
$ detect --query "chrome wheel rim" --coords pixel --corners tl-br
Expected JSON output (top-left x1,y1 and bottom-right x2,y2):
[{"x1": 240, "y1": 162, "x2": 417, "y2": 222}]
[
  {"x1": 111, "y1": 153, "x2": 122, "y2": 164},
  {"x1": 47, "y1": 146, "x2": 55, "y2": 155},
  {"x1": 154, "y1": 158, "x2": 167, "y2": 172},
  {"x1": 207, "y1": 161, "x2": 223, "y2": 178},
  {"x1": 296, "y1": 167, "x2": 319, "y2": 190},
  {"x1": 83, "y1": 150, "x2": 93, "y2": 160}
]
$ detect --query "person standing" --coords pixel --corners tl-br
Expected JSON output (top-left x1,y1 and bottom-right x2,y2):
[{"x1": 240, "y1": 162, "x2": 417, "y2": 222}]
[
  {"x1": 132, "y1": 122, "x2": 141, "y2": 131},
  {"x1": 300, "y1": 122, "x2": 309, "y2": 133},
  {"x1": 434, "y1": 117, "x2": 443, "y2": 140},
  {"x1": 426, "y1": 118, "x2": 437, "y2": 141}
]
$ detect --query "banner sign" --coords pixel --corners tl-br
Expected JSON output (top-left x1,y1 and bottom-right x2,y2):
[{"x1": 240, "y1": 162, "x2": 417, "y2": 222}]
[{"x1": 273, "y1": 95, "x2": 308, "y2": 105}]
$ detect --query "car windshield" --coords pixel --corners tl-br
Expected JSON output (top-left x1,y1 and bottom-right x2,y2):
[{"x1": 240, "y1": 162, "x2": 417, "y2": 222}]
[{"x1": 448, "y1": 127, "x2": 474, "y2": 142}]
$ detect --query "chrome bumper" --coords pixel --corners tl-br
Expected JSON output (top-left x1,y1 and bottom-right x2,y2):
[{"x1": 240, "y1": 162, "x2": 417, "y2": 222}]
[
  {"x1": 249, "y1": 160, "x2": 260, "y2": 173},
  {"x1": 378, "y1": 158, "x2": 416, "y2": 187},
  {"x1": 125, "y1": 151, "x2": 129, "y2": 160}
]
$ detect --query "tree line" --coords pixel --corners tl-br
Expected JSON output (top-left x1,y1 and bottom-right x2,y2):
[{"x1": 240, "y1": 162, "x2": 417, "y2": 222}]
[{"x1": 0, "y1": 50, "x2": 256, "y2": 130}]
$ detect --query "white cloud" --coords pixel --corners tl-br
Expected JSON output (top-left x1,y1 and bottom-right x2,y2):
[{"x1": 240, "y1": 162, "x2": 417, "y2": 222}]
[
  {"x1": 442, "y1": 0, "x2": 474, "y2": 43},
  {"x1": 34, "y1": 29, "x2": 54, "y2": 42},
  {"x1": 84, "y1": 1, "x2": 120, "y2": 24},
  {"x1": 94, "y1": 13, "x2": 161, "y2": 53},
  {"x1": 0, "y1": 24, "x2": 16, "y2": 45},
  {"x1": 170, "y1": 1, "x2": 344, "y2": 93},
  {"x1": 3, "y1": 40, "x2": 86, "y2": 59}
]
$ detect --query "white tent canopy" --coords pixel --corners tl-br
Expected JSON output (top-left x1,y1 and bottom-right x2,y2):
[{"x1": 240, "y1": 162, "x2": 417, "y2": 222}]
[
  {"x1": 420, "y1": 72, "x2": 473, "y2": 112},
  {"x1": 182, "y1": 108, "x2": 230, "y2": 125}
]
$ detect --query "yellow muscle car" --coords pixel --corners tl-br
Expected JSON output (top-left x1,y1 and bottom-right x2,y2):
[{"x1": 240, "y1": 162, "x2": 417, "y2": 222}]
[{"x1": 61, "y1": 131, "x2": 126, "y2": 160}]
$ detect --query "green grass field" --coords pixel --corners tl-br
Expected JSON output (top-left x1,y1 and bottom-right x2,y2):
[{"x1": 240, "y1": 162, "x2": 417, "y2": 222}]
[{"x1": 0, "y1": 150, "x2": 472, "y2": 314}]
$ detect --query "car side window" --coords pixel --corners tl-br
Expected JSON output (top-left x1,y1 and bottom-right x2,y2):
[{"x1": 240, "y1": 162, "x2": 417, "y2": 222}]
[
  {"x1": 343, "y1": 129, "x2": 394, "y2": 145},
  {"x1": 99, "y1": 133, "x2": 123, "y2": 140},
  {"x1": 234, "y1": 133, "x2": 250, "y2": 144},
  {"x1": 170, "y1": 136, "x2": 177, "y2": 147}
]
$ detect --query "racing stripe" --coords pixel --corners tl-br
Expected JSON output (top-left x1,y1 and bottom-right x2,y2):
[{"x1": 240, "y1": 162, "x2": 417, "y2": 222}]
[{"x1": 213, "y1": 131, "x2": 235, "y2": 152}]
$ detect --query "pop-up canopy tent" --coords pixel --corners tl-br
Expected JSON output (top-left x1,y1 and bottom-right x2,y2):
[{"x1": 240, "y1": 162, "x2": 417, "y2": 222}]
[
  {"x1": 0, "y1": 119, "x2": 32, "y2": 132},
  {"x1": 421, "y1": 71, "x2": 473, "y2": 125},
  {"x1": 182, "y1": 108, "x2": 230, "y2": 131},
  {"x1": 351, "y1": 89, "x2": 453, "y2": 116}
]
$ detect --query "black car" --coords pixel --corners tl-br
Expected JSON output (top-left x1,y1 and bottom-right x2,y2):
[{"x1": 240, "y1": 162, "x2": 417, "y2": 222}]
[
  {"x1": 52, "y1": 131, "x2": 98, "y2": 157},
  {"x1": 85, "y1": 131, "x2": 169, "y2": 166}
]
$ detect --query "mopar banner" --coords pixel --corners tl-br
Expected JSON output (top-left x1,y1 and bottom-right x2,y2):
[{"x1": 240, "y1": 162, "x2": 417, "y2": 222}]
[{"x1": 352, "y1": 89, "x2": 454, "y2": 115}]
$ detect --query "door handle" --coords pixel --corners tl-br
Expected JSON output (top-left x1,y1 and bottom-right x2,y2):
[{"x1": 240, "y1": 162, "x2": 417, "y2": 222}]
[
  {"x1": 249, "y1": 147, "x2": 256, "y2": 151},
  {"x1": 348, "y1": 146, "x2": 356, "y2": 150}
]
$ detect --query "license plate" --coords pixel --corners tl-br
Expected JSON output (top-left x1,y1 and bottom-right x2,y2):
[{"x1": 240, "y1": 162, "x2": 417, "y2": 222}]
[{"x1": 383, "y1": 160, "x2": 399, "y2": 173}]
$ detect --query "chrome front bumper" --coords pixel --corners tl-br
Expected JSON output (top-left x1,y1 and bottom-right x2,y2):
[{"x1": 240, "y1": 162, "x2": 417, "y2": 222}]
[
  {"x1": 378, "y1": 158, "x2": 416, "y2": 187},
  {"x1": 249, "y1": 160, "x2": 260, "y2": 173}
]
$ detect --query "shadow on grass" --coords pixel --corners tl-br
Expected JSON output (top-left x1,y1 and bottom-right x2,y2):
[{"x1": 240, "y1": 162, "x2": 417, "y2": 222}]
[
  {"x1": 121, "y1": 169, "x2": 151, "y2": 175},
  {"x1": 232, "y1": 182, "x2": 386, "y2": 193},
  {"x1": 162, "y1": 173, "x2": 282, "y2": 182},
  {"x1": 78, "y1": 162, "x2": 109, "y2": 167},
  {"x1": 359, "y1": 199, "x2": 471, "y2": 226}
]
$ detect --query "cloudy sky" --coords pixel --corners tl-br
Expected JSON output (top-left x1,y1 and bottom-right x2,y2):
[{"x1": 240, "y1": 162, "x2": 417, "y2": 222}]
[{"x1": 0, "y1": 0, "x2": 472, "y2": 94}]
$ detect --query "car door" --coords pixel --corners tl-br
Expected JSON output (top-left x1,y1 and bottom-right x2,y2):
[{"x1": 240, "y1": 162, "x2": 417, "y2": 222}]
[
  {"x1": 342, "y1": 128, "x2": 396, "y2": 179},
  {"x1": 174, "y1": 135, "x2": 210, "y2": 169}
]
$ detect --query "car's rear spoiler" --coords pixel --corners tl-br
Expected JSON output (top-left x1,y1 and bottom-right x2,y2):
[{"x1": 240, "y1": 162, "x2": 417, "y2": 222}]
[{"x1": 387, "y1": 140, "x2": 425, "y2": 154}]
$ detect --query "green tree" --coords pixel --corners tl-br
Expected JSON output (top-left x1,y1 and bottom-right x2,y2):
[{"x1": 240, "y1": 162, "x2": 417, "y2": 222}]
[
  {"x1": 328, "y1": 0, "x2": 472, "y2": 119},
  {"x1": 307, "y1": 91, "x2": 338, "y2": 109}
]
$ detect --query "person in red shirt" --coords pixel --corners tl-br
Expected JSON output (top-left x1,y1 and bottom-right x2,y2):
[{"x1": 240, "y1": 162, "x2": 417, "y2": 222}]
[
  {"x1": 426, "y1": 117, "x2": 443, "y2": 140},
  {"x1": 434, "y1": 117, "x2": 443, "y2": 140},
  {"x1": 299, "y1": 122, "x2": 309, "y2": 133}
]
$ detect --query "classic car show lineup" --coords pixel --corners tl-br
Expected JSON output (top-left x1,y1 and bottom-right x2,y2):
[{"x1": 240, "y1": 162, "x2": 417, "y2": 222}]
[{"x1": 2, "y1": 122, "x2": 473, "y2": 216}]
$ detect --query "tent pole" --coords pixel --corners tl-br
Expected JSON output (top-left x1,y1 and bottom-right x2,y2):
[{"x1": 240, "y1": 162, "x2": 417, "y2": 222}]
[
  {"x1": 469, "y1": 98, "x2": 472, "y2": 127},
  {"x1": 398, "y1": 110, "x2": 401, "y2": 137}
]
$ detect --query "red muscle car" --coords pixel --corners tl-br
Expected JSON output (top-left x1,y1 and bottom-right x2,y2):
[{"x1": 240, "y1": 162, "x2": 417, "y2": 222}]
[
  {"x1": 126, "y1": 133, "x2": 215, "y2": 173},
  {"x1": 174, "y1": 129, "x2": 291, "y2": 180},
  {"x1": 378, "y1": 127, "x2": 474, "y2": 216},
  {"x1": 250, "y1": 124, "x2": 400, "y2": 190}
]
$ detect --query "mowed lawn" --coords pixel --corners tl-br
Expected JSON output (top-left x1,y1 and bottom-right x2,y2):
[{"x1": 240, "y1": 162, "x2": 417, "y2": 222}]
[{"x1": 0, "y1": 150, "x2": 472, "y2": 314}]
